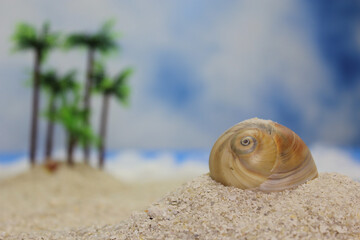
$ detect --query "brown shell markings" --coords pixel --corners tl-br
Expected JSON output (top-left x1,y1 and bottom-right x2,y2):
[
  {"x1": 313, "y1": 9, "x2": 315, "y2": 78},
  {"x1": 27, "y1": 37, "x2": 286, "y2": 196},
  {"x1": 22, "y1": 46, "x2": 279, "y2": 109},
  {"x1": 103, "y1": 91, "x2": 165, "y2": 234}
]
[{"x1": 209, "y1": 118, "x2": 318, "y2": 192}]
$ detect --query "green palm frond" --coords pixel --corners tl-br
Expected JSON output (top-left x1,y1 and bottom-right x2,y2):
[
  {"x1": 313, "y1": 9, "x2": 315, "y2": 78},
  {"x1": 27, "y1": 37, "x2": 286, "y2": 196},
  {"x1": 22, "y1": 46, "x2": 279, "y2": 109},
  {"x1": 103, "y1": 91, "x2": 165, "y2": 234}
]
[
  {"x1": 112, "y1": 67, "x2": 132, "y2": 103},
  {"x1": 115, "y1": 85, "x2": 130, "y2": 105},
  {"x1": 55, "y1": 104, "x2": 98, "y2": 146},
  {"x1": 40, "y1": 69, "x2": 78, "y2": 95},
  {"x1": 93, "y1": 33, "x2": 118, "y2": 54},
  {"x1": 11, "y1": 23, "x2": 38, "y2": 51},
  {"x1": 95, "y1": 19, "x2": 119, "y2": 54},
  {"x1": 77, "y1": 125, "x2": 99, "y2": 147},
  {"x1": 65, "y1": 19, "x2": 119, "y2": 55},
  {"x1": 64, "y1": 33, "x2": 92, "y2": 49},
  {"x1": 12, "y1": 21, "x2": 59, "y2": 62},
  {"x1": 61, "y1": 70, "x2": 79, "y2": 91},
  {"x1": 92, "y1": 61, "x2": 107, "y2": 90},
  {"x1": 114, "y1": 67, "x2": 133, "y2": 86},
  {"x1": 40, "y1": 22, "x2": 60, "y2": 59},
  {"x1": 93, "y1": 63, "x2": 132, "y2": 103},
  {"x1": 40, "y1": 69, "x2": 61, "y2": 94},
  {"x1": 99, "y1": 19, "x2": 116, "y2": 34},
  {"x1": 59, "y1": 78, "x2": 81, "y2": 107}
]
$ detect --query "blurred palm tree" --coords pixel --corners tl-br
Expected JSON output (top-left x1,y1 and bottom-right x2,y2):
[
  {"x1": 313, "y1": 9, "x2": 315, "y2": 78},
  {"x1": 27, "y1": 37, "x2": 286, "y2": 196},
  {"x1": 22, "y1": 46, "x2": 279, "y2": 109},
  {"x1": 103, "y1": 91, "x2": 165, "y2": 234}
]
[
  {"x1": 12, "y1": 22, "x2": 59, "y2": 166},
  {"x1": 93, "y1": 62, "x2": 132, "y2": 168},
  {"x1": 65, "y1": 20, "x2": 119, "y2": 163},
  {"x1": 40, "y1": 70, "x2": 78, "y2": 162},
  {"x1": 57, "y1": 105, "x2": 97, "y2": 166},
  {"x1": 55, "y1": 82, "x2": 97, "y2": 166}
]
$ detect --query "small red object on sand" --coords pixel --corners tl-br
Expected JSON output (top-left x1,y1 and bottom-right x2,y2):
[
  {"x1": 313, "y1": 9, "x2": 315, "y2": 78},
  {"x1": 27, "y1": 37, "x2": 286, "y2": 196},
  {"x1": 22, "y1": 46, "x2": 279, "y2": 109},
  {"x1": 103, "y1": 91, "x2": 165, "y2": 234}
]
[{"x1": 44, "y1": 160, "x2": 60, "y2": 173}]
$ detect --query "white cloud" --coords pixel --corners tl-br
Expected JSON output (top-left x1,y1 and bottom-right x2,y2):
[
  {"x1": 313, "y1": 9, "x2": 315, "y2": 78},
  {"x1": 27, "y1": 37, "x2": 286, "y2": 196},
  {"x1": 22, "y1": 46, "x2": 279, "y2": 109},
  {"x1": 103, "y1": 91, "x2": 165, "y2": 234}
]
[
  {"x1": 105, "y1": 150, "x2": 208, "y2": 182},
  {"x1": 199, "y1": 1, "x2": 329, "y2": 119}
]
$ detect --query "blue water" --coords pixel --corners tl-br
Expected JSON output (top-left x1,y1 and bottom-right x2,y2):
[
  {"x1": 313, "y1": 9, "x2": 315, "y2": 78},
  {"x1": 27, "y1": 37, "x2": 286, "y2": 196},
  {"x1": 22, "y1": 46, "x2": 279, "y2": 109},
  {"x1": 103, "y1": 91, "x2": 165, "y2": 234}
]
[
  {"x1": 0, "y1": 153, "x2": 26, "y2": 164},
  {"x1": 0, "y1": 150, "x2": 211, "y2": 165}
]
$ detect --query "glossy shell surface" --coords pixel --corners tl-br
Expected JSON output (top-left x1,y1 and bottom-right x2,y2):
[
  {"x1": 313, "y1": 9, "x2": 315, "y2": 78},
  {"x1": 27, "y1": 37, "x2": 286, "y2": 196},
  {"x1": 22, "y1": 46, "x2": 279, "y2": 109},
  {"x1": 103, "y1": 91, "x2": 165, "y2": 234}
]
[{"x1": 209, "y1": 118, "x2": 318, "y2": 192}]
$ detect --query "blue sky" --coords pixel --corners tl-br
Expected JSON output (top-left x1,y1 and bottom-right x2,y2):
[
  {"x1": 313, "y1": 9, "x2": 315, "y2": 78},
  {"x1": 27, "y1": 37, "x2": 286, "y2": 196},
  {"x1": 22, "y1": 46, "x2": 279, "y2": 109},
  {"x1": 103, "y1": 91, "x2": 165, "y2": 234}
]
[{"x1": 0, "y1": 0, "x2": 359, "y2": 152}]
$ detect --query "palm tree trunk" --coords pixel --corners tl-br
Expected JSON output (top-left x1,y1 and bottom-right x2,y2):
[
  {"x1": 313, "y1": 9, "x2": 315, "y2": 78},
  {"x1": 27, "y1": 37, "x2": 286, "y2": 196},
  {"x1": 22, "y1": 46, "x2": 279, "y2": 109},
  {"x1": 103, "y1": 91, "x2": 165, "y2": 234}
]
[
  {"x1": 44, "y1": 95, "x2": 56, "y2": 163},
  {"x1": 83, "y1": 48, "x2": 95, "y2": 164},
  {"x1": 29, "y1": 50, "x2": 41, "y2": 167},
  {"x1": 98, "y1": 94, "x2": 110, "y2": 169},
  {"x1": 67, "y1": 134, "x2": 76, "y2": 166}
]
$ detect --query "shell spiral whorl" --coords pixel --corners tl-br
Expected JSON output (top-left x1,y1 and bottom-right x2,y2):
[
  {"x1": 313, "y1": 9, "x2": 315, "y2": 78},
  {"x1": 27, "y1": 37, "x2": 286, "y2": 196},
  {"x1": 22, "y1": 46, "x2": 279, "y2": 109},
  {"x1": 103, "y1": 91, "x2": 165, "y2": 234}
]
[{"x1": 209, "y1": 118, "x2": 318, "y2": 192}]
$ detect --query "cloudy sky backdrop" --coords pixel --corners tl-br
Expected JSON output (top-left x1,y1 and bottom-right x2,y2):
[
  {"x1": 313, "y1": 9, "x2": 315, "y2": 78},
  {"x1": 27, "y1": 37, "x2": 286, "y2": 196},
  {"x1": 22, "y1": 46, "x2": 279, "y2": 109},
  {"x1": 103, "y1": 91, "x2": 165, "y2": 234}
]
[{"x1": 0, "y1": 0, "x2": 359, "y2": 153}]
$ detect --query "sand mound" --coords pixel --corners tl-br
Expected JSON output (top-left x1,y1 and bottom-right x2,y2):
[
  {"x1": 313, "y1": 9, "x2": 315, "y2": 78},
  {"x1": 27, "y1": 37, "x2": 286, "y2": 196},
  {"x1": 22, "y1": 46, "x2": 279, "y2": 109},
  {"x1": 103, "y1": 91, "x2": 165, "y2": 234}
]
[
  {"x1": 0, "y1": 163, "x2": 186, "y2": 237},
  {"x1": 3, "y1": 172, "x2": 359, "y2": 239}
]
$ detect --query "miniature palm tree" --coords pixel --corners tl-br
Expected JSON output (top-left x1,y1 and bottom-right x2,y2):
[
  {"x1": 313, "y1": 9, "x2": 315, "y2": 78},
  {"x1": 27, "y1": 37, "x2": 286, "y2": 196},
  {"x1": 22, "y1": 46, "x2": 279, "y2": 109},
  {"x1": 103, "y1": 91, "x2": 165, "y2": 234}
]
[
  {"x1": 12, "y1": 22, "x2": 58, "y2": 166},
  {"x1": 40, "y1": 70, "x2": 77, "y2": 162},
  {"x1": 93, "y1": 62, "x2": 132, "y2": 168},
  {"x1": 65, "y1": 20, "x2": 119, "y2": 163},
  {"x1": 55, "y1": 85, "x2": 97, "y2": 166},
  {"x1": 57, "y1": 105, "x2": 96, "y2": 165}
]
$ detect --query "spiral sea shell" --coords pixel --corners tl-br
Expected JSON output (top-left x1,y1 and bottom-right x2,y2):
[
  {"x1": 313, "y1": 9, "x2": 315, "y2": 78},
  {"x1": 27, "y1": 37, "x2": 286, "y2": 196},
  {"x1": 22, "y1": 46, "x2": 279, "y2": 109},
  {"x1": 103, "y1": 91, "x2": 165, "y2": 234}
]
[{"x1": 209, "y1": 118, "x2": 318, "y2": 192}]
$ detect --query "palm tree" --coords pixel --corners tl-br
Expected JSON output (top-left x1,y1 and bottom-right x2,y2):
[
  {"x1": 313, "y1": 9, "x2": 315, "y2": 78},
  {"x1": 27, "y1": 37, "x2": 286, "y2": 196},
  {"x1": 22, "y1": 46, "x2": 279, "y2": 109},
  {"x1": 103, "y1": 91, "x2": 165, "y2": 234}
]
[
  {"x1": 40, "y1": 70, "x2": 77, "y2": 162},
  {"x1": 12, "y1": 22, "x2": 58, "y2": 166},
  {"x1": 93, "y1": 63, "x2": 132, "y2": 169},
  {"x1": 65, "y1": 20, "x2": 119, "y2": 163},
  {"x1": 55, "y1": 83, "x2": 97, "y2": 166},
  {"x1": 57, "y1": 105, "x2": 96, "y2": 166}
]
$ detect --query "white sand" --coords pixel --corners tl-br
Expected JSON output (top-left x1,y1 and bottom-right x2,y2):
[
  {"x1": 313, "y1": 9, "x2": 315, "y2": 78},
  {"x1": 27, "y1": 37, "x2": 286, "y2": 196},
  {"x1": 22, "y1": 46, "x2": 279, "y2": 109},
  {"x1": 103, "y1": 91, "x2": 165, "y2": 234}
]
[
  {"x1": 1, "y1": 164, "x2": 360, "y2": 239},
  {"x1": 0, "y1": 163, "x2": 187, "y2": 238}
]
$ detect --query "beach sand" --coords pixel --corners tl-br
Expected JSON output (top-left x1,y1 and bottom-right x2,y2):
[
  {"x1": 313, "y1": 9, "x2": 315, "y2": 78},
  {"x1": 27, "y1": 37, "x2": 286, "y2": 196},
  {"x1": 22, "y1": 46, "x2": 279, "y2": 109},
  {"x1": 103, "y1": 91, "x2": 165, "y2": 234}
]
[
  {"x1": 1, "y1": 164, "x2": 360, "y2": 239},
  {"x1": 0, "y1": 163, "x2": 187, "y2": 238}
]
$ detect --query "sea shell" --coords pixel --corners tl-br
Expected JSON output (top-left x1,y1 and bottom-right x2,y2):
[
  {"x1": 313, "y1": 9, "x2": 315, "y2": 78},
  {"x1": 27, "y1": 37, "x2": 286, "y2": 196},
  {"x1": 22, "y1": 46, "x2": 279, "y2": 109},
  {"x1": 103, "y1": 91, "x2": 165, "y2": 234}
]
[{"x1": 209, "y1": 118, "x2": 318, "y2": 192}]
